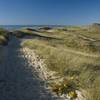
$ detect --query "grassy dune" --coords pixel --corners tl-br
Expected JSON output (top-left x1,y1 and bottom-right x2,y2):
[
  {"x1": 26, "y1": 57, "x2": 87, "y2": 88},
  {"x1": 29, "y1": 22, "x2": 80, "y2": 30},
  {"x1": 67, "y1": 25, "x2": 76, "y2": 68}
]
[
  {"x1": 0, "y1": 28, "x2": 9, "y2": 45},
  {"x1": 22, "y1": 24, "x2": 100, "y2": 99},
  {"x1": 0, "y1": 28, "x2": 9, "y2": 65}
]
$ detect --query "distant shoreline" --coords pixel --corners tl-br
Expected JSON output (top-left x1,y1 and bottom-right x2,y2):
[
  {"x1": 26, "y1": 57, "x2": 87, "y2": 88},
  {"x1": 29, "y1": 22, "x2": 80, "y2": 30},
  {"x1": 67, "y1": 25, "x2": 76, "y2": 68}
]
[{"x1": 0, "y1": 25, "x2": 66, "y2": 31}]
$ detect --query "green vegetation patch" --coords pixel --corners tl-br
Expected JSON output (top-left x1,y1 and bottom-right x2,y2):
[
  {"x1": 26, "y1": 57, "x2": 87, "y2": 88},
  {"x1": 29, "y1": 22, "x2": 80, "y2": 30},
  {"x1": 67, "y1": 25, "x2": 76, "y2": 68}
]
[{"x1": 49, "y1": 79, "x2": 77, "y2": 99}]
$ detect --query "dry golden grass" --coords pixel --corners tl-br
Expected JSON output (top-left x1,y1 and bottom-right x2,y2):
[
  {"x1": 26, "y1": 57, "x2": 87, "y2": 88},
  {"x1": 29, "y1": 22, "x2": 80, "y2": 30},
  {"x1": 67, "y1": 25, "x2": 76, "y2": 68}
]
[
  {"x1": 0, "y1": 35, "x2": 7, "y2": 45},
  {"x1": 22, "y1": 26, "x2": 100, "y2": 99}
]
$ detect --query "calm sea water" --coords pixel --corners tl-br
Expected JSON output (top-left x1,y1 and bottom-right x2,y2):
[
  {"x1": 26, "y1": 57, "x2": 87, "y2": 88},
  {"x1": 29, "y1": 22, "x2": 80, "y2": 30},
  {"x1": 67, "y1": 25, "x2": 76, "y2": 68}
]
[{"x1": 0, "y1": 25, "x2": 64, "y2": 31}]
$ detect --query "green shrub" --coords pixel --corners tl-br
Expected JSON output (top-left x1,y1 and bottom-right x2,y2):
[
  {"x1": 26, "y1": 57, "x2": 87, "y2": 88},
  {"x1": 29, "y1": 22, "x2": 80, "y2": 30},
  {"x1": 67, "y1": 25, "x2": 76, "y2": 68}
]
[{"x1": 49, "y1": 79, "x2": 77, "y2": 99}]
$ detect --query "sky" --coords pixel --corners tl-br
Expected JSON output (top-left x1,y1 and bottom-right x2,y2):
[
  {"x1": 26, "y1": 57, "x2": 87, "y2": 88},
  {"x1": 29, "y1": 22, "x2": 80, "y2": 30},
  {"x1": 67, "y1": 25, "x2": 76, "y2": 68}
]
[{"x1": 0, "y1": 0, "x2": 100, "y2": 25}]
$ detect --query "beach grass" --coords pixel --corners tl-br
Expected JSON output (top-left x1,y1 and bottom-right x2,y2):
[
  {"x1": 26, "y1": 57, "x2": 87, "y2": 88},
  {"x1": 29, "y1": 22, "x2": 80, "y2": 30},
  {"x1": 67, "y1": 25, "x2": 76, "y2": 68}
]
[
  {"x1": 22, "y1": 25, "x2": 100, "y2": 99},
  {"x1": 0, "y1": 28, "x2": 9, "y2": 45}
]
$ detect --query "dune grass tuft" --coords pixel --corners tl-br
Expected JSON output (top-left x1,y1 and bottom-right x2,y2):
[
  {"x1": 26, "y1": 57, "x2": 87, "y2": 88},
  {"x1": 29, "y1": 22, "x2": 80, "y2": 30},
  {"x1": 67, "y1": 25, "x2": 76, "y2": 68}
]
[{"x1": 0, "y1": 28, "x2": 9, "y2": 45}]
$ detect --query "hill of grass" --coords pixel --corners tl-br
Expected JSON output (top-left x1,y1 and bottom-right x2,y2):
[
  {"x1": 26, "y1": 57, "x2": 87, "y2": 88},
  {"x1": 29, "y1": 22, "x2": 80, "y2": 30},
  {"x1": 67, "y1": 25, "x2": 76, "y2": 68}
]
[
  {"x1": 0, "y1": 28, "x2": 9, "y2": 45},
  {"x1": 19, "y1": 24, "x2": 100, "y2": 99}
]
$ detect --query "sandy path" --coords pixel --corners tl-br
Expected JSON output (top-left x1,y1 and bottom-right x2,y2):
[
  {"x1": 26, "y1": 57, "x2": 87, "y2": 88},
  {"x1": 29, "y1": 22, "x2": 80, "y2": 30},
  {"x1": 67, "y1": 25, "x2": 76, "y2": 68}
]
[
  {"x1": 0, "y1": 37, "x2": 58, "y2": 100},
  {"x1": 62, "y1": 48, "x2": 100, "y2": 58}
]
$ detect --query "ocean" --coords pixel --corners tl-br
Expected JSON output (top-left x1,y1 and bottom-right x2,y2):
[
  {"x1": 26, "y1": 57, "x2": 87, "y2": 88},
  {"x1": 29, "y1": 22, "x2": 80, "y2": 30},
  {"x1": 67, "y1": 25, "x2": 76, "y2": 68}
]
[{"x1": 0, "y1": 25, "x2": 64, "y2": 31}]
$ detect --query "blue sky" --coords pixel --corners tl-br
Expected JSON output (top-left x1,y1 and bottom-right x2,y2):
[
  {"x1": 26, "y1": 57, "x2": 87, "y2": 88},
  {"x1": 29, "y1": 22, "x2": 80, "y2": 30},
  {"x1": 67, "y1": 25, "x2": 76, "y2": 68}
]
[{"x1": 0, "y1": 0, "x2": 100, "y2": 25}]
